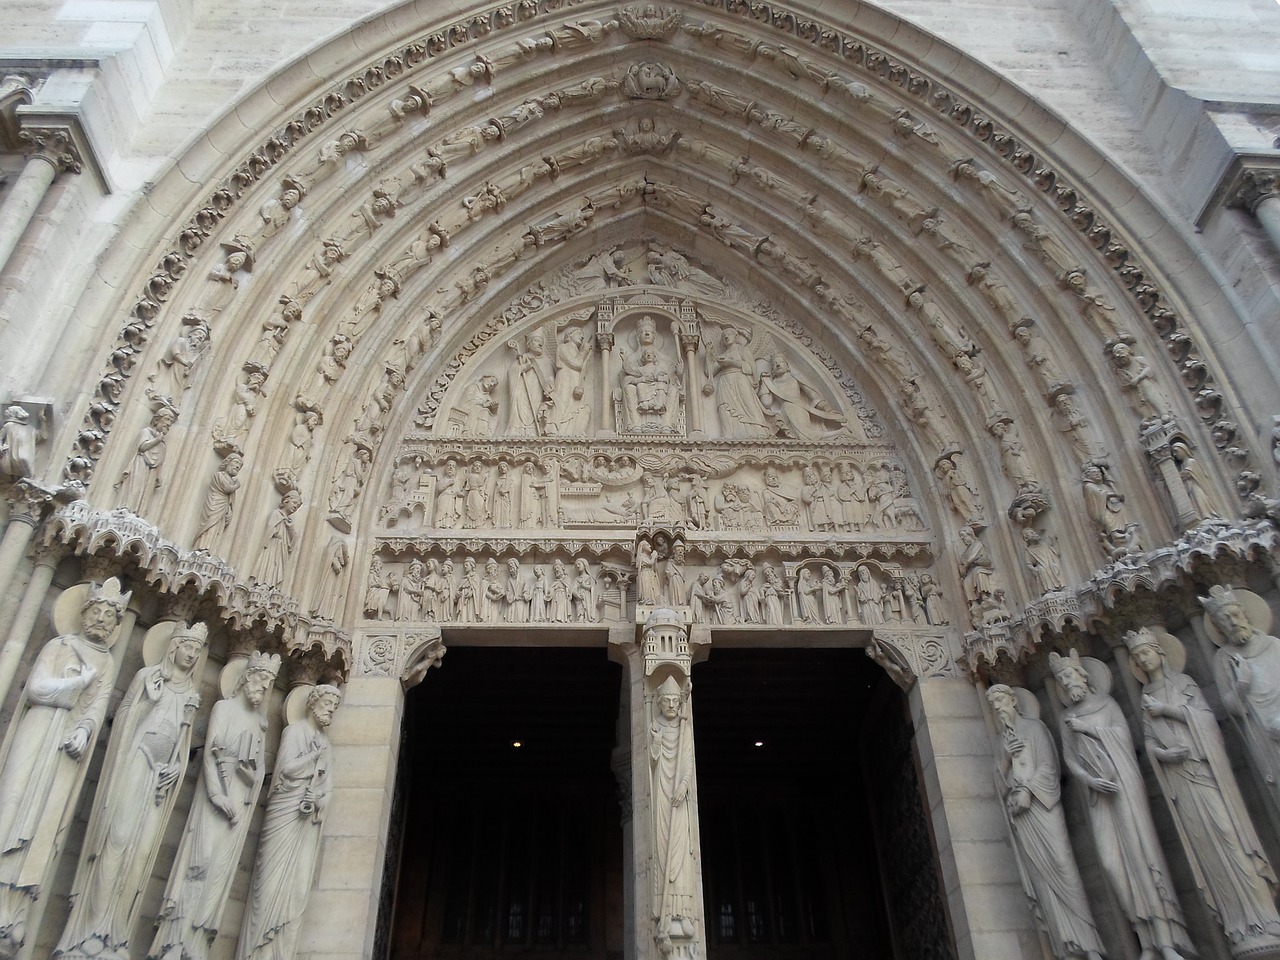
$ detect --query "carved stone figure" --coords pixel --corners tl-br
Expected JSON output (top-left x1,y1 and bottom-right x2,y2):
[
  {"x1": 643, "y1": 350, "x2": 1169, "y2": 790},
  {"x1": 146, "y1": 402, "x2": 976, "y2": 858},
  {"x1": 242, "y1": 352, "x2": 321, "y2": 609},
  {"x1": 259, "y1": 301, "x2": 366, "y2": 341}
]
[
  {"x1": 237, "y1": 685, "x2": 340, "y2": 960},
  {"x1": 1108, "y1": 340, "x2": 1173, "y2": 423},
  {"x1": 150, "y1": 313, "x2": 211, "y2": 401},
  {"x1": 462, "y1": 460, "x2": 490, "y2": 528},
  {"x1": 1126, "y1": 628, "x2": 1280, "y2": 954},
  {"x1": 572, "y1": 558, "x2": 598, "y2": 623},
  {"x1": 1081, "y1": 461, "x2": 1141, "y2": 558},
  {"x1": 1170, "y1": 441, "x2": 1220, "y2": 521},
  {"x1": 650, "y1": 675, "x2": 698, "y2": 949},
  {"x1": 1050, "y1": 650, "x2": 1191, "y2": 960},
  {"x1": 57, "y1": 621, "x2": 208, "y2": 960},
  {"x1": 491, "y1": 461, "x2": 515, "y2": 529},
  {"x1": 752, "y1": 466, "x2": 797, "y2": 527},
  {"x1": 761, "y1": 564, "x2": 786, "y2": 626},
  {"x1": 619, "y1": 315, "x2": 682, "y2": 432},
  {"x1": 571, "y1": 248, "x2": 632, "y2": 291},
  {"x1": 820, "y1": 566, "x2": 846, "y2": 625},
  {"x1": 662, "y1": 545, "x2": 688, "y2": 607},
  {"x1": 702, "y1": 326, "x2": 773, "y2": 439},
  {"x1": 1204, "y1": 586, "x2": 1280, "y2": 808},
  {"x1": 1021, "y1": 528, "x2": 1066, "y2": 594},
  {"x1": 544, "y1": 327, "x2": 594, "y2": 436},
  {"x1": 192, "y1": 448, "x2": 243, "y2": 552},
  {"x1": 452, "y1": 375, "x2": 500, "y2": 437},
  {"x1": 0, "y1": 579, "x2": 130, "y2": 960},
  {"x1": 364, "y1": 556, "x2": 390, "y2": 619},
  {"x1": 508, "y1": 328, "x2": 555, "y2": 436},
  {"x1": 757, "y1": 354, "x2": 845, "y2": 440},
  {"x1": 327, "y1": 447, "x2": 371, "y2": 533},
  {"x1": 919, "y1": 574, "x2": 948, "y2": 626},
  {"x1": 254, "y1": 488, "x2": 303, "y2": 587},
  {"x1": 116, "y1": 398, "x2": 180, "y2": 515},
  {"x1": 149, "y1": 652, "x2": 281, "y2": 960},
  {"x1": 637, "y1": 541, "x2": 661, "y2": 605},
  {"x1": 986, "y1": 685, "x2": 1104, "y2": 960},
  {"x1": 1012, "y1": 320, "x2": 1070, "y2": 394},
  {"x1": 0, "y1": 406, "x2": 38, "y2": 478},
  {"x1": 935, "y1": 454, "x2": 983, "y2": 526},
  {"x1": 958, "y1": 526, "x2": 997, "y2": 623},
  {"x1": 285, "y1": 409, "x2": 322, "y2": 475},
  {"x1": 852, "y1": 565, "x2": 885, "y2": 625},
  {"x1": 990, "y1": 418, "x2": 1040, "y2": 493},
  {"x1": 504, "y1": 559, "x2": 529, "y2": 624}
]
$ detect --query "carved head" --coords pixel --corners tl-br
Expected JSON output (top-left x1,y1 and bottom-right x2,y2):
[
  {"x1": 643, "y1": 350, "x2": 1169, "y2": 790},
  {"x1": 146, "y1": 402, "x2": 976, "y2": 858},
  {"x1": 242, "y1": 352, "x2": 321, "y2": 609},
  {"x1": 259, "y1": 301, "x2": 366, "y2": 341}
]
[
  {"x1": 657, "y1": 675, "x2": 683, "y2": 720},
  {"x1": 3, "y1": 405, "x2": 30, "y2": 425},
  {"x1": 223, "y1": 453, "x2": 244, "y2": 476},
  {"x1": 770, "y1": 354, "x2": 791, "y2": 377},
  {"x1": 238, "y1": 651, "x2": 282, "y2": 707},
  {"x1": 281, "y1": 489, "x2": 303, "y2": 514},
  {"x1": 168, "y1": 621, "x2": 209, "y2": 672},
  {"x1": 1124, "y1": 628, "x2": 1164, "y2": 677},
  {"x1": 985, "y1": 683, "x2": 1018, "y2": 728},
  {"x1": 1201, "y1": 584, "x2": 1254, "y2": 645},
  {"x1": 308, "y1": 683, "x2": 343, "y2": 726},
  {"x1": 1048, "y1": 650, "x2": 1090, "y2": 703}
]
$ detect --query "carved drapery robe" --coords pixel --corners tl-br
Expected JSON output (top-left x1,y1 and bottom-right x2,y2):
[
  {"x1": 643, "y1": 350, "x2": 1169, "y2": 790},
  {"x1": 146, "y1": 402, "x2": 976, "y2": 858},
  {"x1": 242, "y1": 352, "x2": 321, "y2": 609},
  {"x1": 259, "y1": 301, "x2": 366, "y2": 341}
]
[
  {"x1": 993, "y1": 714, "x2": 1103, "y2": 959},
  {"x1": 237, "y1": 718, "x2": 332, "y2": 960},
  {"x1": 1058, "y1": 693, "x2": 1190, "y2": 956},
  {"x1": 58, "y1": 657, "x2": 201, "y2": 959},
  {"x1": 650, "y1": 708, "x2": 697, "y2": 933},
  {"x1": 150, "y1": 692, "x2": 269, "y2": 960},
  {"x1": 0, "y1": 633, "x2": 117, "y2": 959},
  {"x1": 1214, "y1": 632, "x2": 1280, "y2": 800},
  {"x1": 1142, "y1": 669, "x2": 1280, "y2": 947}
]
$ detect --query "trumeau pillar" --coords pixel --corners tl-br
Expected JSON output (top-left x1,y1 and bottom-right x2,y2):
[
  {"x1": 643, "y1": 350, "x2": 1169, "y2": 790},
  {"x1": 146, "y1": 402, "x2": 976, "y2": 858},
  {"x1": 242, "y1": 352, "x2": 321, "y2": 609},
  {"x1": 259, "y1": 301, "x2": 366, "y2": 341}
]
[{"x1": 617, "y1": 610, "x2": 707, "y2": 960}]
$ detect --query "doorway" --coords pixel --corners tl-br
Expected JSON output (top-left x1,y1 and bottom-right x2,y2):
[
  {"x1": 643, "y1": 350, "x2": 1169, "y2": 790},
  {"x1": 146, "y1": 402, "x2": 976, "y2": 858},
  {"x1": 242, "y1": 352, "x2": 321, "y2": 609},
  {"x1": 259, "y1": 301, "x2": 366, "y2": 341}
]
[
  {"x1": 692, "y1": 648, "x2": 955, "y2": 960},
  {"x1": 387, "y1": 647, "x2": 625, "y2": 960}
]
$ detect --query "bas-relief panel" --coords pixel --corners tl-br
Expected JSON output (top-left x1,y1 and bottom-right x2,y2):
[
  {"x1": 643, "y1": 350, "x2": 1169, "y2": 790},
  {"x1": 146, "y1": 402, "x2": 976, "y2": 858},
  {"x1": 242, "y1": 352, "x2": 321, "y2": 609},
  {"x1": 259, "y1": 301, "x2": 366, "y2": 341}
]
[{"x1": 351, "y1": 263, "x2": 952, "y2": 634}]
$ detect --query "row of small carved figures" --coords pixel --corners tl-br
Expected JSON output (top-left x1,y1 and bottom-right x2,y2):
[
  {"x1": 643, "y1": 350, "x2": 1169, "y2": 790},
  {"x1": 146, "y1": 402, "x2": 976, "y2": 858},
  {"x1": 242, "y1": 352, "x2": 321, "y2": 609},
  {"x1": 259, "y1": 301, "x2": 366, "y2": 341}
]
[{"x1": 362, "y1": 556, "x2": 950, "y2": 628}]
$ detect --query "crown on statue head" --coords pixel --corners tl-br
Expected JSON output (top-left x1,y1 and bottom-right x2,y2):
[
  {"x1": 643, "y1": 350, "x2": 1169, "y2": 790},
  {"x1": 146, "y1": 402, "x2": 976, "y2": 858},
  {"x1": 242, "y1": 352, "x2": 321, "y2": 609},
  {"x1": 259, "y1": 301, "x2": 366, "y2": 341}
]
[
  {"x1": 1200, "y1": 584, "x2": 1240, "y2": 620},
  {"x1": 1048, "y1": 648, "x2": 1084, "y2": 681},
  {"x1": 1122, "y1": 627, "x2": 1162, "y2": 654},
  {"x1": 172, "y1": 621, "x2": 209, "y2": 646},
  {"x1": 245, "y1": 651, "x2": 282, "y2": 679},
  {"x1": 87, "y1": 576, "x2": 131, "y2": 614}
]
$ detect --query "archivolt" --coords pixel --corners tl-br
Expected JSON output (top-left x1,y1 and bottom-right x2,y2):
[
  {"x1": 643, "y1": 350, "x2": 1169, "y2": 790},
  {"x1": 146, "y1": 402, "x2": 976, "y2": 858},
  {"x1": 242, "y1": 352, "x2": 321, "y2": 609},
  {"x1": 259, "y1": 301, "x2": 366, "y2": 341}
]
[{"x1": 63, "y1": 0, "x2": 1260, "y2": 629}]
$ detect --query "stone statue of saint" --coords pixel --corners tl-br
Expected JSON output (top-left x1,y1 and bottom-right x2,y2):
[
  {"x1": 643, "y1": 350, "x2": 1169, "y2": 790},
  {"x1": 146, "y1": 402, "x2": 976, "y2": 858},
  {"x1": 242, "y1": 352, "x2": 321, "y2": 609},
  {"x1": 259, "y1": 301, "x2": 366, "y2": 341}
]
[
  {"x1": 149, "y1": 652, "x2": 282, "y2": 960},
  {"x1": 986, "y1": 685, "x2": 1103, "y2": 960},
  {"x1": 237, "y1": 684, "x2": 341, "y2": 960},
  {"x1": 0, "y1": 578, "x2": 130, "y2": 960},
  {"x1": 1126, "y1": 627, "x2": 1280, "y2": 954},
  {"x1": 1203, "y1": 585, "x2": 1280, "y2": 811},
  {"x1": 650, "y1": 675, "x2": 698, "y2": 954},
  {"x1": 58, "y1": 620, "x2": 209, "y2": 960},
  {"x1": 1049, "y1": 649, "x2": 1190, "y2": 960}
]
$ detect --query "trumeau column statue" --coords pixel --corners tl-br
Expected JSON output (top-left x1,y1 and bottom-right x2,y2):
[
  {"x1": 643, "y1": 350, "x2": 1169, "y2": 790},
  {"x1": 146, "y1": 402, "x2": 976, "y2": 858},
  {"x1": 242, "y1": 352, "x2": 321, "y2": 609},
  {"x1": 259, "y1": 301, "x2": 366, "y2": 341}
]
[
  {"x1": 986, "y1": 685, "x2": 1104, "y2": 960},
  {"x1": 0, "y1": 577, "x2": 131, "y2": 960},
  {"x1": 57, "y1": 620, "x2": 210, "y2": 960},
  {"x1": 1049, "y1": 649, "x2": 1192, "y2": 960},
  {"x1": 1202, "y1": 585, "x2": 1280, "y2": 811},
  {"x1": 1125, "y1": 628, "x2": 1280, "y2": 958},
  {"x1": 642, "y1": 610, "x2": 703, "y2": 960},
  {"x1": 236, "y1": 683, "x2": 341, "y2": 960},
  {"x1": 149, "y1": 651, "x2": 283, "y2": 960}
]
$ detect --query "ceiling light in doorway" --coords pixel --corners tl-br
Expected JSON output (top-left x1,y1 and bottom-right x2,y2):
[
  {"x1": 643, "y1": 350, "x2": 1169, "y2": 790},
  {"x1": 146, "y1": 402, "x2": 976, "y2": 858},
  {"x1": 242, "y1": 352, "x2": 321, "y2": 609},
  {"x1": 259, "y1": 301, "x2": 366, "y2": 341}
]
[{"x1": 511, "y1": 740, "x2": 523, "y2": 748}]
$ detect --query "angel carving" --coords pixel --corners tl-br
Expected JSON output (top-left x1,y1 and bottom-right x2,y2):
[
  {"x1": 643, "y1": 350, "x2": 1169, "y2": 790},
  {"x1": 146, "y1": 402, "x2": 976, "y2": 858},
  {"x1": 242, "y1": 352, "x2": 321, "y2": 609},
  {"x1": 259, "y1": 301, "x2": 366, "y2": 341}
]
[
  {"x1": 700, "y1": 323, "x2": 776, "y2": 440},
  {"x1": 757, "y1": 353, "x2": 847, "y2": 440},
  {"x1": 618, "y1": 315, "x2": 683, "y2": 433}
]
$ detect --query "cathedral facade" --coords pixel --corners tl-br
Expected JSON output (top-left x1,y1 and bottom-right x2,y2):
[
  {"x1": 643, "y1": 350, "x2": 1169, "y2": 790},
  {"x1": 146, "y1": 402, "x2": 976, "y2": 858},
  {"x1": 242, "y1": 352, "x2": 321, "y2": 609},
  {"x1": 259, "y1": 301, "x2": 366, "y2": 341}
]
[{"x1": 0, "y1": 1, "x2": 1279, "y2": 958}]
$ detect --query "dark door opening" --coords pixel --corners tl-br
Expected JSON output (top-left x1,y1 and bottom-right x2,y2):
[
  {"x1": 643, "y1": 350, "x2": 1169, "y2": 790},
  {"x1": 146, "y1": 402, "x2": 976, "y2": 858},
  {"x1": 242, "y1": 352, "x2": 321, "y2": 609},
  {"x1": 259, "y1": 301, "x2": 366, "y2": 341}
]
[
  {"x1": 692, "y1": 648, "x2": 954, "y2": 960},
  {"x1": 388, "y1": 647, "x2": 624, "y2": 960}
]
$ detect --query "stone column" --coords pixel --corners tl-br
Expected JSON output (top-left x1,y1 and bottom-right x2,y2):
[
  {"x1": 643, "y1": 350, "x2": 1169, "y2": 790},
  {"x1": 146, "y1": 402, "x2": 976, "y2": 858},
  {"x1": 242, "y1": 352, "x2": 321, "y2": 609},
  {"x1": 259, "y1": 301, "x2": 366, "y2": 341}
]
[
  {"x1": 0, "y1": 125, "x2": 82, "y2": 276},
  {"x1": 678, "y1": 329, "x2": 702, "y2": 436},
  {"x1": 0, "y1": 484, "x2": 50, "y2": 604},
  {"x1": 296, "y1": 630, "x2": 444, "y2": 960},
  {"x1": 597, "y1": 325, "x2": 617, "y2": 435},
  {"x1": 1222, "y1": 157, "x2": 1280, "y2": 258},
  {"x1": 1139, "y1": 420, "x2": 1199, "y2": 530},
  {"x1": 0, "y1": 541, "x2": 59, "y2": 708}
]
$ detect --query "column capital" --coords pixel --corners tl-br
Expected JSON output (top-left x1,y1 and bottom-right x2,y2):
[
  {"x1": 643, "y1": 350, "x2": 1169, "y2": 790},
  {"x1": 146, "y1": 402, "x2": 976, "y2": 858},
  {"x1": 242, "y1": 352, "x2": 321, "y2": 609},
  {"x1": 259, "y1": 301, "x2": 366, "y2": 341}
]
[
  {"x1": 14, "y1": 107, "x2": 109, "y2": 190},
  {"x1": 1203, "y1": 151, "x2": 1280, "y2": 221}
]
